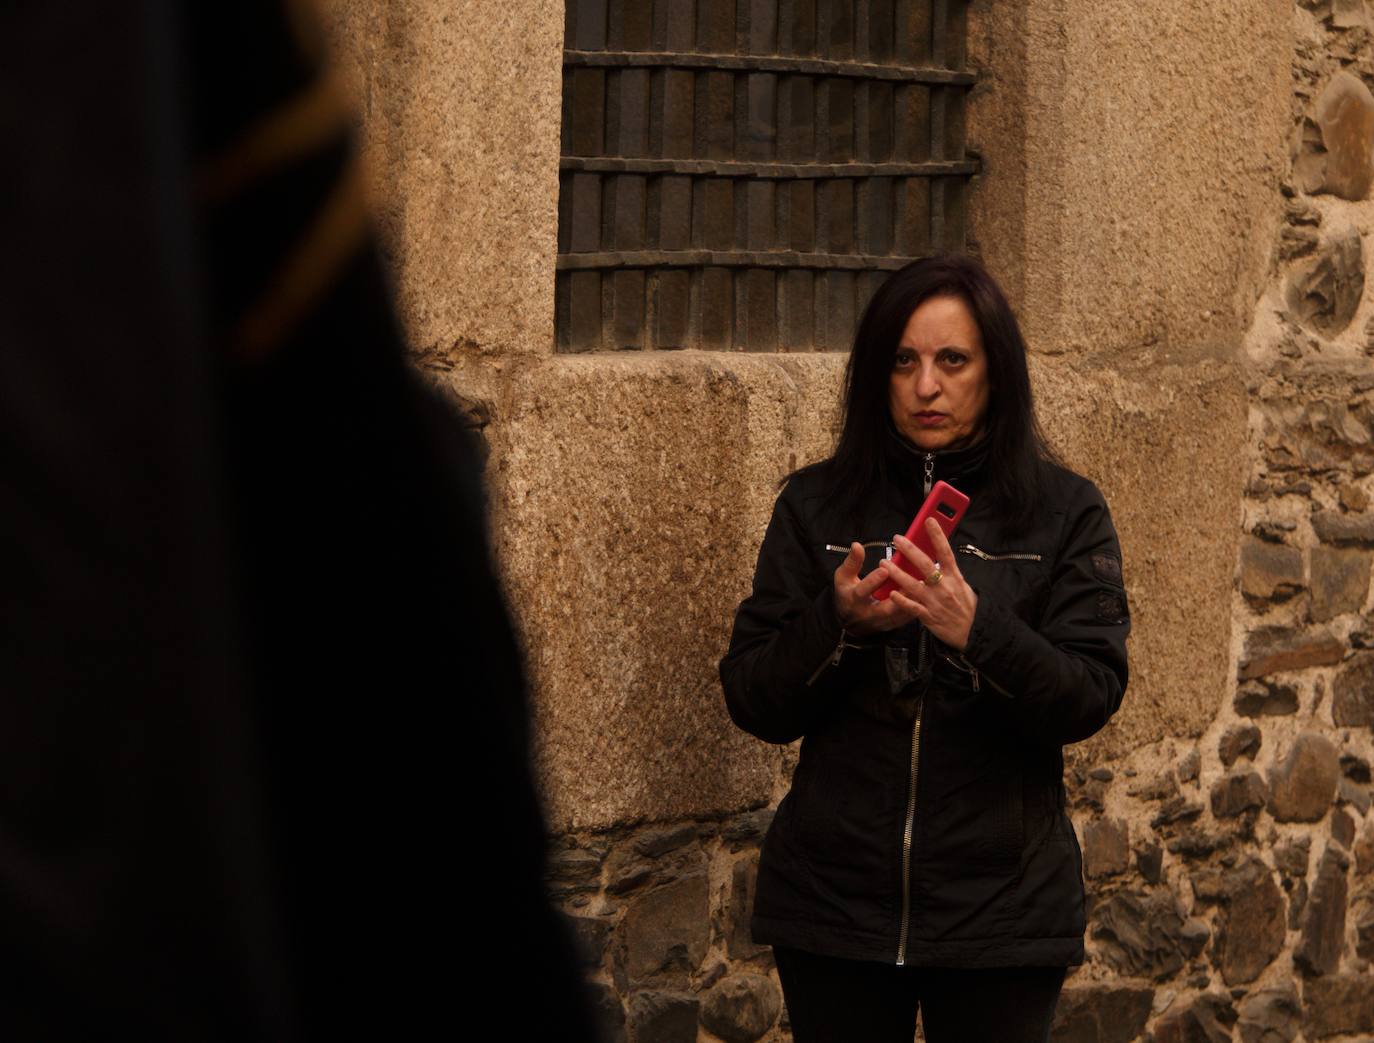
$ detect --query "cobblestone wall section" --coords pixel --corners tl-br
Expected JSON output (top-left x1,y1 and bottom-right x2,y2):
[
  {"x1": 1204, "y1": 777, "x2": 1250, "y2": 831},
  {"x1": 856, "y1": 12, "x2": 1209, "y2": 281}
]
[{"x1": 547, "y1": 4, "x2": 1374, "y2": 1041}]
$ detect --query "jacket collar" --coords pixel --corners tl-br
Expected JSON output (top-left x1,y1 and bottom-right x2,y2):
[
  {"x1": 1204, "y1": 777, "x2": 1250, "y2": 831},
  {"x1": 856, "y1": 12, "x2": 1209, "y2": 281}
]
[{"x1": 883, "y1": 416, "x2": 991, "y2": 494}]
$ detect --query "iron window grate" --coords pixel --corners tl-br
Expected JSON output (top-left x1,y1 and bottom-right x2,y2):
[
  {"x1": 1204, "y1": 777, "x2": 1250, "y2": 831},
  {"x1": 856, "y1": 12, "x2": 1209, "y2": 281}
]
[{"x1": 556, "y1": 0, "x2": 978, "y2": 352}]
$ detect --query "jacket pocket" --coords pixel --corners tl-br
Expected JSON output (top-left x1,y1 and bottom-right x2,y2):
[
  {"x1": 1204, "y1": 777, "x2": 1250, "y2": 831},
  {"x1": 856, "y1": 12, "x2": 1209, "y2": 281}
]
[
  {"x1": 956, "y1": 543, "x2": 1050, "y2": 628},
  {"x1": 823, "y1": 539, "x2": 891, "y2": 578},
  {"x1": 912, "y1": 767, "x2": 1024, "y2": 940},
  {"x1": 921, "y1": 767, "x2": 1023, "y2": 872},
  {"x1": 957, "y1": 543, "x2": 1044, "y2": 563},
  {"x1": 980, "y1": 770, "x2": 1024, "y2": 871},
  {"x1": 1015, "y1": 809, "x2": 1086, "y2": 939},
  {"x1": 791, "y1": 728, "x2": 898, "y2": 907}
]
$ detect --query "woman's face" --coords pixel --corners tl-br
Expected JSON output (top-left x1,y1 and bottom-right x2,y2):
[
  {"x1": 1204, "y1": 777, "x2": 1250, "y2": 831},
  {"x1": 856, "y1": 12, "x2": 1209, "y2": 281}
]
[{"x1": 888, "y1": 294, "x2": 990, "y2": 452}]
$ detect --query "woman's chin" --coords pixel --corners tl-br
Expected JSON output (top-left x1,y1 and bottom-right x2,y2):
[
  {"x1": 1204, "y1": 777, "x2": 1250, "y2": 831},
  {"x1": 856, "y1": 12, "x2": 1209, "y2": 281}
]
[{"x1": 902, "y1": 428, "x2": 959, "y2": 452}]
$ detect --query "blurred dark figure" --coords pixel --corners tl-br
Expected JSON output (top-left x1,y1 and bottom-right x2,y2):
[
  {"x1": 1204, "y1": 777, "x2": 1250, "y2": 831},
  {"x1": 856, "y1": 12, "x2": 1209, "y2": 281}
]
[{"x1": 0, "y1": 2, "x2": 594, "y2": 1038}]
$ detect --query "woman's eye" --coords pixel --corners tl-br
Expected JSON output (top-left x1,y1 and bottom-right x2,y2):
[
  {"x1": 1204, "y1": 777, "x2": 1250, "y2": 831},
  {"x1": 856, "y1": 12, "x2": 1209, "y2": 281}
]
[
  {"x1": 942, "y1": 351, "x2": 967, "y2": 366},
  {"x1": 894, "y1": 353, "x2": 914, "y2": 368}
]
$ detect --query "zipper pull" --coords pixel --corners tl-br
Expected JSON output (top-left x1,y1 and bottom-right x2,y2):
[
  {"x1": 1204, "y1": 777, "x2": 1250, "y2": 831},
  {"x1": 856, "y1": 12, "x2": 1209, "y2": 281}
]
[
  {"x1": 923, "y1": 454, "x2": 934, "y2": 497},
  {"x1": 806, "y1": 630, "x2": 851, "y2": 686}
]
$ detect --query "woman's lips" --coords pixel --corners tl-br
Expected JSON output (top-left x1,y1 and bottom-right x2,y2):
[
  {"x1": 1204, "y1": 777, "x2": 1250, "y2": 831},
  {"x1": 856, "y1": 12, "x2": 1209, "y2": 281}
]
[{"x1": 913, "y1": 412, "x2": 946, "y2": 426}]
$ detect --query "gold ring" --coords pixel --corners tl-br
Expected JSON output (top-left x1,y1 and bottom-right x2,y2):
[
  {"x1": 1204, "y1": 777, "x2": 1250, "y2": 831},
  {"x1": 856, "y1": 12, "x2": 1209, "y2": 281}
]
[{"x1": 926, "y1": 566, "x2": 943, "y2": 586}]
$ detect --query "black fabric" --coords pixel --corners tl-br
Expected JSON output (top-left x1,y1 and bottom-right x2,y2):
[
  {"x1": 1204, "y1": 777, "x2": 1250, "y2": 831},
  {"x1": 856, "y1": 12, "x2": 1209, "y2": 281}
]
[
  {"x1": 773, "y1": 946, "x2": 1066, "y2": 1043},
  {"x1": 0, "y1": 3, "x2": 594, "y2": 1039},
  {"x1": 720, "y1": 441, "x2": 1130, "y2": 968}
]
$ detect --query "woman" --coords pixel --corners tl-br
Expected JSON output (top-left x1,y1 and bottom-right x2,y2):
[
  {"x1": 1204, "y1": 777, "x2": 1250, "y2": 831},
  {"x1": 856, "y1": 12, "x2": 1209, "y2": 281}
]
[{"x1": 719, "y1": 255, "x2": 1130, "y2": 1043}]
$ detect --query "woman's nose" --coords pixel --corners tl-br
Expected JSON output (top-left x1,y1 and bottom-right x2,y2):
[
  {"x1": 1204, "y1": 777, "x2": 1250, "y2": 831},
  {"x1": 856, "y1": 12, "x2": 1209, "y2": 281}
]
[{"x1": 916, "y1": 366, "x2": 940, "y2": 399}]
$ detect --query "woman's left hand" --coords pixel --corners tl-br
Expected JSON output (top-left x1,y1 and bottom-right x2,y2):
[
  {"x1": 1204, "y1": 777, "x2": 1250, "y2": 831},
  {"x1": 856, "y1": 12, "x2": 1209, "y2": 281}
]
[{"x1": 879, "y1": 519, "x2": 979, "y2": 651}]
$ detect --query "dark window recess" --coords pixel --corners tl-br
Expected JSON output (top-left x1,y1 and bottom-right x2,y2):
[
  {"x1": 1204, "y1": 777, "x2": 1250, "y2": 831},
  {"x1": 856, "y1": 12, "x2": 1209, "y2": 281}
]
[{"x1": 556, "y1": 0, "x2": 978, "y2": 352}]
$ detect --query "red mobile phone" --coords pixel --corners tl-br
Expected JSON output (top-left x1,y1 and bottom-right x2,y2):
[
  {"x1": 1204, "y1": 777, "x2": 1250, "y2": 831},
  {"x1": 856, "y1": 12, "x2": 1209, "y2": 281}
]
[{"x1": 872, "y1": 480, "x2": 970, "y2": 601}]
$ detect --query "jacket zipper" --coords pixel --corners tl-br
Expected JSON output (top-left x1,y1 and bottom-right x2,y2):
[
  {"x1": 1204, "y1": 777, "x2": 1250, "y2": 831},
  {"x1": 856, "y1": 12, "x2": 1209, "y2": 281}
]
[
  {"x1": 958, "y1": 543, "x2": 1043, "y2": 562},
  {"x1": 951, "y1": 543, "x2": 1031, "y2": 697},
  {"x1": 896, "y1": 452, "x2": 935, "y2": 965},
  {"x1": 812, "y1": 541, "x2": 896, "y2": 685},
  {"x1": 895, "y1": 691, "x2": 924, "y2": 965},
  {"x1": 938, "y1": 647, "x2": 1015, "y2": 698},
  {"x1": 805, "y1": 631, "x2": 852, "y2": 686},
  {"x1": 939, "y1": 651, "x2": 980, "y2": 692},
  {"x1": 972, "y1": 658, "x2": 1013, "y2": 697}
]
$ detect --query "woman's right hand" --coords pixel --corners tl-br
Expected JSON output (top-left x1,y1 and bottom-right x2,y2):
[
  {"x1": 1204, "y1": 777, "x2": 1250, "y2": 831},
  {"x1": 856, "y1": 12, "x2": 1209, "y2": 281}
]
[{"x1": 832, "y1": 542, "x2": 922, "y2": 637}]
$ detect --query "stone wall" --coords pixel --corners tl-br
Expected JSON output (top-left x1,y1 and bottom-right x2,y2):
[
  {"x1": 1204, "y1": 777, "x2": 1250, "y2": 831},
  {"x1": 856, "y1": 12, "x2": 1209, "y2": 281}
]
[
  {"x1": 325, "y1": 0, "x2": 1286, "y2": 842},
  {"x1": 315, "y1": 0, "x2": 1374, "y2": 1040},
  {"x1": 538, "y1": 4, "x2": 1374, "y2": 1041}
]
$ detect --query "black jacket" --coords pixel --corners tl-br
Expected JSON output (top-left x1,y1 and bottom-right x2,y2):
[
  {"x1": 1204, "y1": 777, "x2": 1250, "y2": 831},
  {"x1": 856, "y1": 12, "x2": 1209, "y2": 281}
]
[{"x1": 720, "y1": 433, "x2": 1130, "y2": 968}]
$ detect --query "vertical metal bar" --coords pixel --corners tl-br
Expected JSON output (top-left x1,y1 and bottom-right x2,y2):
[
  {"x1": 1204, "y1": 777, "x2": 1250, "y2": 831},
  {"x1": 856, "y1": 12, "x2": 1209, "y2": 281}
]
[
  {"x1": 854, "y1": 80, "x2": 872, "y2": 161},
  {"x1": 699, "y1": 267, "x2": 734, "y2": 348},
  {"x1": 893, "y1": 0, "x2": 931, "y2": 65},
  {"x1": 665, "y1": 0, "x2": 697, "y2": 49},
  {"x1": 746, "y1": 181, "x2": 776, "y2": 249},
  {"x1": 658, "y1": 175, "x2": 693, "y2": 250},
  {"x1": 741, "y1": 270, "x2": 779, "y2": 351},
  {"x1": 825, "y1": 179, "x2": 855, "y2": 253},
  {"x1": 814, "y1": 0, "x2": 834, "y2": 59},
  {"x1": 823, "y1": 270, "x2": 855, "y2": 350},
  {"x1": 557, "y1": 172, "x2": 574, "y2": 255},
  {"x1": 942, "y1": 177, "x2": 966, "y2": 251},
  {"x1": 869, "y1": 80, "x2": 894, "y2": 162},
  {"x1": 555, "y1": 271, "x2": 572, "y2": 350},
  {"x1": 701, "y1": 179, "x2": 734, "y2": 250},
  {"x1": 655, "y1": 270, "x2": 692, "y2": 348},
  {"x1": 569, "y1": 270, "x2": 603, "y2": 350},
  {"x1": 576, "y1": 0, "x2": 609, "y2": 50},
  {"x1": 619, "y1": 0, "x2": 653, "y2": 49},
  {"x1": 945, "y1": 0, "x2": 967, "y2": 68},
  {"x1": 781, "y1": 269, "x2": 814, "y2": 349},
  {"x1": 789, "y1": 179, "x2": 816, "y2": 252},
  {"x1": 661, "y1": 69, "x2": 696, "y2": 157},
  {"x1": 829, "y1": 0, "x2": 854, "y2": 60},
  {"x1": 894, "y1": 176, "x2": 931, "y2": 256},
  {"x1": 779, "y1": 75, "x2": 816, "y2": 160},
  {"x1": 943, "y1": 85, "x2": 966, "y2": 161},
  {"x1": 569, "y1": 173, "x2": 602, "y2": 253},
  {"x1": 749, "y1": 0, "x2": 780, "y2": 54},
  {"x1": 745, "y1": 72, "x2": 778, "y2": 160},
  {"x1": 824, "y1": 78, "x2": 854, "y2": 162},
  {"x1": 869, "y1": 0, "x2": 894, "y2": 63},
  {"x1": 930, "y1": 0, "x2": 947, "y2": 66},
  {"x1": 698, "y1": 0, "x2": 736, "y2": 52},
  {"x1": 615, "y1": 69, "x2": 650, "y2": 156},
  {"x1": 930, "y1": 176, "x2": 945, "y2": 251},
  {"x1": 859, "y1": 177, "x2": 893, "y2": 255},
  {"x1": 612, "y1": 270, "x2": 647, "y2": 347},
  {"x1": 929, "y1": 84, "x2": 946, "y2": 162},
  {"x1": 793, "y1": 0, "x2": 817, "y2": 54},
  {"x1": 570, "y1": 68, "x2": 606, "y2": 156},
  {"x1": 611, "y1": 175, "x2": 647, "y2": 249},
  {"x1": 699, "y1": 70, "x2": 735, "y2": 159}
]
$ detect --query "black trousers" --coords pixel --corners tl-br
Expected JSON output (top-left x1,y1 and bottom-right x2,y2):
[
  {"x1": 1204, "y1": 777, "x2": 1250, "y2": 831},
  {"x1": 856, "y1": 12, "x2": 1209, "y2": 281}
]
[{"x1": 773, "y1": 947, "x2": 1066, "y2": 1043}]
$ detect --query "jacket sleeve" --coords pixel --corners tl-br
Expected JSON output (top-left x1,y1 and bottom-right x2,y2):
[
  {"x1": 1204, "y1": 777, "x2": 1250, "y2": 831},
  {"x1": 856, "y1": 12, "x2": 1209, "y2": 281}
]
[
  {"x1": 719, "y1": 484, "x2": 849, "y2": 744},
  {"x1": 959, "y1": 478, "x2": 1130, "y2": 746}
]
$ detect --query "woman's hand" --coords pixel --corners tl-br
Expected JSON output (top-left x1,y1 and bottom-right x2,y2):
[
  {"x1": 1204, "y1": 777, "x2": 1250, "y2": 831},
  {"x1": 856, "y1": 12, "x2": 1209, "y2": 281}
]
[{"x1": 833, "y1": 518, "x2": 979, "y2": 648}]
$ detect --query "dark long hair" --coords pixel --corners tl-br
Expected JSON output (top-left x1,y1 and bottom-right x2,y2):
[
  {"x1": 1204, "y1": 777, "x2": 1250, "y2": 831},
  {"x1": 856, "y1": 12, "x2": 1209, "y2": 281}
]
[{"x1": 818, "y1": 254, "x2": 1061, "y2": 531}]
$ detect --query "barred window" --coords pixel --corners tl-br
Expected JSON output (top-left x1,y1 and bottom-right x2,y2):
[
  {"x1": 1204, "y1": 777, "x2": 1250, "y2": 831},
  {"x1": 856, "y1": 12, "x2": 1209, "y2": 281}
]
[{"x1": 557, "y1": 0, "x2": 977, "y2": 352}]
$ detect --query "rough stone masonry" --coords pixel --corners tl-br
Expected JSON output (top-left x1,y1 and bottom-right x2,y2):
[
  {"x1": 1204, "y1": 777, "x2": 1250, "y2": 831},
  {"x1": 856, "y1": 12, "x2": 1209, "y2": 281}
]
[{"x1": 546, "y1": 4, "x2": 1374, "y2": 1041}]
